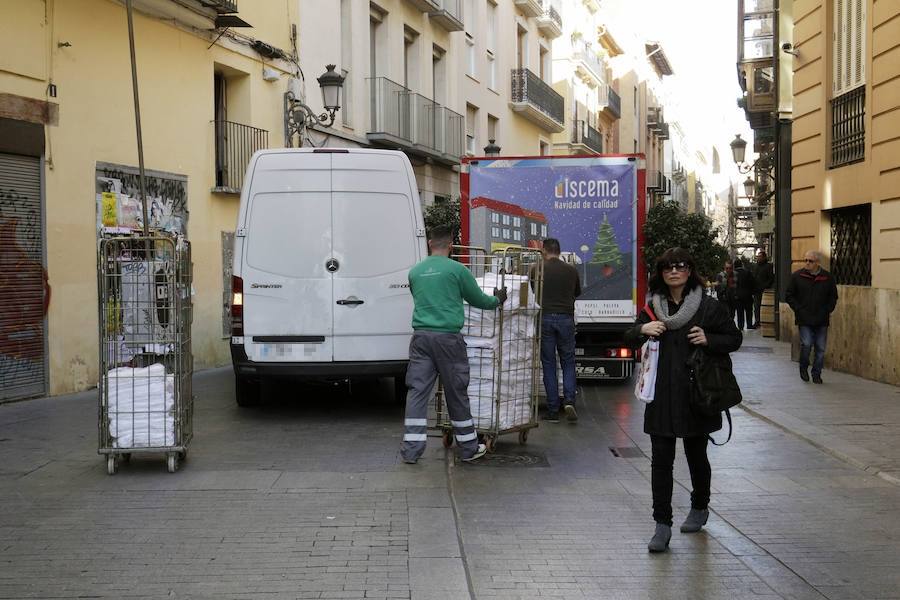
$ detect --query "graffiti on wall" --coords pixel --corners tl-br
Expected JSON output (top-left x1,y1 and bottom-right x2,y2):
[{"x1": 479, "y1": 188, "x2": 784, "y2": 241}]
[
  {"x1": 96, "y1": 163, "x2": 188, "y2": 235},
  {"x1": 0, "y1": 186, "x2": 48, "y2": 399}
]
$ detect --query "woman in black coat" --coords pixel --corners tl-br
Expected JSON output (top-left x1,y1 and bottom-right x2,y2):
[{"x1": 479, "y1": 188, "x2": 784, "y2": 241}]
[{"x1": 625, "y1": 248, "x2": 742, "y2": 553}]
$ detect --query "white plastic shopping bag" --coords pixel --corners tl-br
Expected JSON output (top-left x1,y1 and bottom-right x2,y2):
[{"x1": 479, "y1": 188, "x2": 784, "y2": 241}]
[{"x1": 633, "y1": 338, "x2": 659, "y2": 403}]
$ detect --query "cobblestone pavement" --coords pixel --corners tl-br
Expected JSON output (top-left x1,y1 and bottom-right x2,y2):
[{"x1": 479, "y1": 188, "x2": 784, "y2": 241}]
[{"x1": 2, "y1": 339, "x2": 900, "y2": 599}]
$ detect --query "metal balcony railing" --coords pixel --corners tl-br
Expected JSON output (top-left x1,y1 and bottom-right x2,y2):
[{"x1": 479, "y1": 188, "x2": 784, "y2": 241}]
[
  {"x1": 199, "y1": 0, "x2": 238, "y2": 13},
  {"x1": 572, "y1": 120, "x2": 602, "y2": 154},
  {"x1": 605, "y1": 86, "x2": 621, "y2": 118},
  {"x1": 213, "y1": 120, "x2": 268, "y2": 191},
  {"x1": 573, "y1": 44, "x2": 605, "y2": 83},
  {"x1": 367, "y1": 77, "x2": 464, "y2": 163},
  {"x1": 510, "y1": 68, "x2": 565, "y2": 128},
  {"x1": 537, "y1": 0, "x2": 562, "y2": 33},
  {"x1": 831, "y1": 86, "x2": 865, "y2": 168}
]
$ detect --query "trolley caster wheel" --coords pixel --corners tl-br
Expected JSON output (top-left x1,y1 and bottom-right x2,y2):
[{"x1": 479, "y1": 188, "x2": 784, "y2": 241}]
[
  {"x1": 178, "y1": 449, "x2": 187, "y2": 461},
  {"x1": 442, "y1": 431, "x2": 453, "y2": 448},
  {"x1": 106, "y1": 456, "x2": 117, "y2": 476},
  {"x1": 167, "y1": 453, "x2": 179, "y2": 473},
  {"x1": 518, "y1": 430, "x2": 529, "y2": 445},
  {"x1": 122, "y1": 453, "x2": 132, "y2": 464},
  {"x1": 485, "y1": 436, "x2": 497, "y2": 453}
]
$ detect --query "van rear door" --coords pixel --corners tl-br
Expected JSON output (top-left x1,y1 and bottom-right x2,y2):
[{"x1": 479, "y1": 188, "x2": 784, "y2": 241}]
[
  {"x1": 240, "y1": 152, "x2": 334, "y2": 363},
  {"x1": 331, "y1": 152, "x2": 423, "y2": 362}
]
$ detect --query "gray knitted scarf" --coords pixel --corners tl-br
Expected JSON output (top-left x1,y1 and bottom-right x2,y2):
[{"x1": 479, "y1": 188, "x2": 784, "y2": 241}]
[{"x1": 650, "y1": 286, "x2": 702, "y2": 331}]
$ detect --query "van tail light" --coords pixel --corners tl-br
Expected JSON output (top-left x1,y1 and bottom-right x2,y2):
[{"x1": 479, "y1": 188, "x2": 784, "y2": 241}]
[
  {"x1": 231, "y1": 275, "x2": 244, "y2": 336},
  {"x1": 606, "y1": 348, "x2": 633, "y2": 358}
]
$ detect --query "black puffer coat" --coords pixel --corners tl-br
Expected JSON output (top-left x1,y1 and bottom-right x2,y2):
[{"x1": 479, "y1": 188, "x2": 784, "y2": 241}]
[{"x1": 625, "y1": 293, "x2": 743, "y2": 438}]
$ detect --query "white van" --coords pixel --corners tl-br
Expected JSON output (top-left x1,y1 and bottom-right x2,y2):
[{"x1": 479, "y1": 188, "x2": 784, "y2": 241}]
[{"x1": 229, "y1": 148, "x2": 427, "y2": 406}]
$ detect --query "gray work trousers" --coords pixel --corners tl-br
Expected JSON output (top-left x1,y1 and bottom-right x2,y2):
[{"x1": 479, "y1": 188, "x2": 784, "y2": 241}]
[{"x1": 401, "y1": 331, "x2": 479, "y2": 461}]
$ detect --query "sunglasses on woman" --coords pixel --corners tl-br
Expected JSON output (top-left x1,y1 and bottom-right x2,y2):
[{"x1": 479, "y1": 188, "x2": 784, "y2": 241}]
[{"x1": 660, "y1": 262, "x2": 689, "y2": 272}]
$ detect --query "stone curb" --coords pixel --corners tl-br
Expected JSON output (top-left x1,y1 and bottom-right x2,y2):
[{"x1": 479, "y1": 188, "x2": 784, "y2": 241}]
[{"x1": 738, "y1": 403, "x2": 900, "y2": 487}]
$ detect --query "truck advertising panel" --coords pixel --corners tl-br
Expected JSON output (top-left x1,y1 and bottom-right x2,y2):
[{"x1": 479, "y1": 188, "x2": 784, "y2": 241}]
[{"x1": 463, "y1": 156, "x2": 640, "y2": 322}]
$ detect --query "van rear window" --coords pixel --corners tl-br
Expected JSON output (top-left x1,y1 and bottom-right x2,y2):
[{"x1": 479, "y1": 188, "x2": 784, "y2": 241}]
[
  {"x1": 332, "y1": 192, "x2": 416, "y2": 278},
  {"x1": 246, "y1": 192, "x2": 331, "y2": 278}
]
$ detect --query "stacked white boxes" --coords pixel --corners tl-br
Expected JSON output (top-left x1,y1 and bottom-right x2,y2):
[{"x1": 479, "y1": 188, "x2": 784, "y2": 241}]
[{"x1": 463, "y1": 272, "x2": 539, "y2": 430}]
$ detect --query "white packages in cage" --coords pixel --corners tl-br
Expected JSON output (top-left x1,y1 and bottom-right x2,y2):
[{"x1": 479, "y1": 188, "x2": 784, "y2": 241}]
[
  {"x1": 106, "y1": 363, "x2": 175, "y2": 448},
  {"x1": 464, "y1": 341, "x2": 535, "y2": 430},
  {"x1": 463, "y1": 272, "x2": 539, "y2": 338}
]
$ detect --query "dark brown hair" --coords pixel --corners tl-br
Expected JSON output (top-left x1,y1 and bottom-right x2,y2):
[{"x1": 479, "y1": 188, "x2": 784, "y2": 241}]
[{"x1": 648, "y1": 247, "x2": 704, "y2": 294}]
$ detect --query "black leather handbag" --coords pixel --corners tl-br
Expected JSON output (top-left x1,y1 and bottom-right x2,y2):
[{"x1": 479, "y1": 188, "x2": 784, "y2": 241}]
[{"x1": 686, "y1": 303, "x2": 743, "y2": 444}]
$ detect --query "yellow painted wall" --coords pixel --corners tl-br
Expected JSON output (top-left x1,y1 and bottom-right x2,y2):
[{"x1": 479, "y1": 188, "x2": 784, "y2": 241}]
[
  {"x1": 784, "y1": 0, "x2": 900, "y2": 383},
  {"x1": 1, "y1": 0, "x2": 295, "y2": 394},
  {"x1": 790, "y1": 0, "x2": 900, "y2": 289}
]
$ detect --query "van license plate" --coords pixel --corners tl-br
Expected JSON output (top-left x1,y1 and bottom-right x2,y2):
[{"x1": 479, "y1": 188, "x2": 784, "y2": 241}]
[{"x1": 575, "y1": 348, "x2": 585, "y2": 356}]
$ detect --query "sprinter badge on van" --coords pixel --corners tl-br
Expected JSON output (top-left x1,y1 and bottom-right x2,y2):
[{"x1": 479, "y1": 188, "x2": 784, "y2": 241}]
[{"x1": 326, "y1": 258, "x2": 340, "y2": 272}]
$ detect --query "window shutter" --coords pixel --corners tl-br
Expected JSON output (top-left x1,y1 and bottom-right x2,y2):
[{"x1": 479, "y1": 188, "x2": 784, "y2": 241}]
[
  {"x1": 833, "y1": 0, "x2": 845, "y2": 95},
  {"x1": 852, "y1": 0, "x2": 866, "y2": 88}
]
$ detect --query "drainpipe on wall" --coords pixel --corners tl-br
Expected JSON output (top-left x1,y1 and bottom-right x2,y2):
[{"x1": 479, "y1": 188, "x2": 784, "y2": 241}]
[{"x1": 125, "y1": 0, "x2": 150, "y2": 236}]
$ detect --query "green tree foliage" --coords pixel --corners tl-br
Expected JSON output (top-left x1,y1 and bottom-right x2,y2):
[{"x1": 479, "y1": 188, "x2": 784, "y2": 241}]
[
  {"x1": 423, "y1": 198, "x2": 461, "y2": 244},
  {"x1": 643, "y1": 200, "x2": 729, "y2": 280},
  {"x1": 590, "y1": 214, "x2": 623, "y2": 266}
]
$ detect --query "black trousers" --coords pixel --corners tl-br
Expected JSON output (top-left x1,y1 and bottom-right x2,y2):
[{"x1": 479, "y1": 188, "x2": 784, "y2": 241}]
[
  {"x1": 650, "y1": 435, "x2": 711, "y2": 526},
  {"x1": 735, "y1": 299, "x2": 754, "y2": 329}
]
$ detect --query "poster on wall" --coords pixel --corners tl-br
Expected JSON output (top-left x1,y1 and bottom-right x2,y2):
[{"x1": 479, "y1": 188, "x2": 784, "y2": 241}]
[
  {"x1": 466, "y1": 157, "x2": 637, "y2": 320},
  {"x1": 95, "y1": 162, "x2": 188, "y2": 235}
]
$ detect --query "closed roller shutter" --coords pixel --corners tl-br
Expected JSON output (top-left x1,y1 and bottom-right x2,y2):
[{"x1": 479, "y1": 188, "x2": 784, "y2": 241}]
[{"x1": 0, "y1": 153, "x2": 47, "y2": 401}]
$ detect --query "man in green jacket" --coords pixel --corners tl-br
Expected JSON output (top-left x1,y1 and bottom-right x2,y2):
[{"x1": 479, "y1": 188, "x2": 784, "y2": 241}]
[{"x1": 400, "y1": 226, "x2": 507, "y2": 464}]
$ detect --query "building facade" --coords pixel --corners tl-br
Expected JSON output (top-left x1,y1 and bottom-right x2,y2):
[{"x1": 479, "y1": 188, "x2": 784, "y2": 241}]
[
  {"x1": 781, "y1": 0, "x2": 900, "y2": 384},
  {"x1": 0, "y1": 0, "x2": 298, "y2": 399}
]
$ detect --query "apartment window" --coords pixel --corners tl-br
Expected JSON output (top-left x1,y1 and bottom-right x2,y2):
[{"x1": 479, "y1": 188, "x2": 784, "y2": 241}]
[
  {"x1": 486, "y1": 1, "x2": 497, "y2": 49},
  {"x1": 491, "y1": 212, "x2": 500, "y2": 223},
  {"x1": 466, "y1": 103, "x2": 478, "y2": 154},
  {"x1": 487, "y1": 52, "x2": 497, "y2": 89},
  {"x1": 502, "y1": 228, "x2": 511, "y2": 240},
  {"x1": 487, "y1": 115, "x2": 498, "y2": 142},
  {"x1": 541, "y1": 224, "x2": 547, "y2": 237},
  {"x1": 539, "y1": 45, "x2": 550, "y2": 82},
  {"x1": 540, "y1": 141, "x2": 549, "y2": 155},
  {"x1": 512, "y1": 216, "x2": 521, "y2": 227},
  {"x1": 517, "y1": 25, "x2": 528, "y2": 70},
  {"x1": 491, "y1": 226, "x2": 501, "y2": 238},
  {"x1": 502, "y1": 214, "x2": 510, "y2": 225},
  {"x1": 831, "y1": 0, "x2": 866, "y2": 167},
  {"x1": 830, "y1": 203, "x2": 871, "y2": 286},
  {"x1": 530, "y1": 222, "x2": 537, "y2": 235},
  {"x1": 370, "y1": 5, "x2": 387, "y2": 78},
  {"x1": 466, "y1": 35, "x2": 476, "y2": 77},
  {"x1": 465, "y1": 0, "x2": 476, "y2": 36},
  {"x1": 404, "y1": 27, "x2": 420, "y2": 91},
  {"x1": 341, "y1": 0, "x2": 352, "y2": 127},
  {"x1": 433, "y1": 45, "x2": 446, "y2": 105},
  {"x1": 514, "y1": 230, "x2": 522, "y2": 241}
]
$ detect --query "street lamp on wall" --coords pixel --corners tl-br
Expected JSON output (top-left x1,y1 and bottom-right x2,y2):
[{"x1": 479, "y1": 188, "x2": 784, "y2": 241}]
[
  {"x1": 730, "y1": 133, "x2": 774, "y2": 176},
  {"x1": 743, "y1": 177, "x2": 755, "y2": 199},
  {"x1": 284, "y1": 64, "x2": 345, "y2": 147},
  {"x1": 483, "y1": 139, "x2": 501, "y2": 157}
]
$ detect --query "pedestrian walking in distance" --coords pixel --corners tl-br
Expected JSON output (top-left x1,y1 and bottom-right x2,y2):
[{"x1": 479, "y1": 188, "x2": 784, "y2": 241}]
[
  {"x1": 535, "y1": 238, "x2": 582, "y2": 424},
  {"x1": 625, "y1": 248, "x2": 742, "y2": 553},
  {"x1": 733, "y1": 259, "x2": 757, "y2": 330},
  {"x1": 751, "y1": 250, "x2": 775, "y2": 328},
  {"x1": 785, "y1": 250, "x2": 838, "y2": 384},
  {"x1": 715, "y1": 260, "x2": 738, "y2": 323},
  {"x1": 400, "y1": 226, "x2": 507, "y2": 464}
]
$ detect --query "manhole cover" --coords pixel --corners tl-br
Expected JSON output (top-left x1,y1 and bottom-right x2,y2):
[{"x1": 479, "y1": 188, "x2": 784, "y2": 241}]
[
  {"x1": 738, "y1": 346, "x2": 773, "y2": 353},
  {"x1": 609, "y1": 446, "x2": 644, "y2": 458},
  {"x1": 466, "y1": 450, "x2": 550, "y2": 467}
]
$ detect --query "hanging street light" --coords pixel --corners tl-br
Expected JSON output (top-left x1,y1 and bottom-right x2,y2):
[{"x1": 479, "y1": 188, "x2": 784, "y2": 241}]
[
  {"x1": 743, "y1": 176, "x2": 755, "y2": 199},
  {"x1": 285, "y1": 64, "x2": 345, "y2": 147}
]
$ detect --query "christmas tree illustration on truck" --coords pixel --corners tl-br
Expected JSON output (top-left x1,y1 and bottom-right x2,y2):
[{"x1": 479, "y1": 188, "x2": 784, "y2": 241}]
[{"x1": 591, "y1": 214, "x2": 623, "y2": 278}]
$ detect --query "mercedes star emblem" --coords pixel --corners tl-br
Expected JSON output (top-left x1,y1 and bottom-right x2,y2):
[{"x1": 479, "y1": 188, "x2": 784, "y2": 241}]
[{"x1": 326, "y1": 258, "x2": 340, "y2": 272}]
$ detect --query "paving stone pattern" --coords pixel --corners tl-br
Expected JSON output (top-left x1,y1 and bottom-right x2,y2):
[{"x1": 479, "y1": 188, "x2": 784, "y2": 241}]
[{"x1": 2, "y1": 337, "x2": 900, "y2": 599}]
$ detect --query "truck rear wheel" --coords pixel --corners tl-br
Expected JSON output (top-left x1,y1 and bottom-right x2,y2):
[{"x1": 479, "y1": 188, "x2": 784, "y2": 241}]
[{"x1": 235, "y1": 376, "x2": 261, "y2": 407}]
